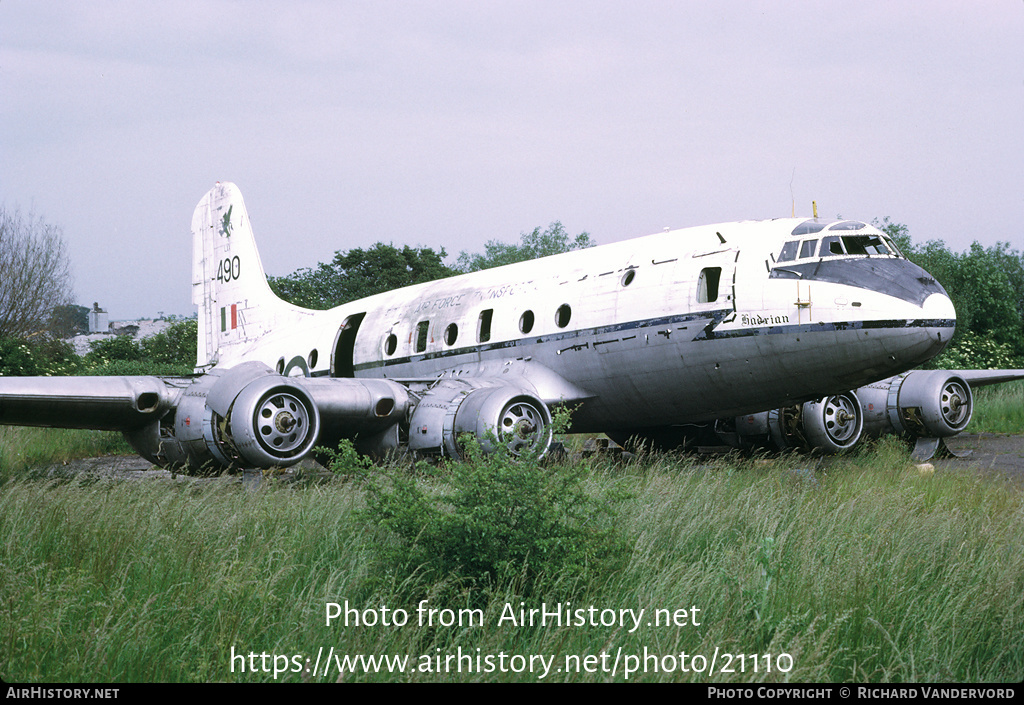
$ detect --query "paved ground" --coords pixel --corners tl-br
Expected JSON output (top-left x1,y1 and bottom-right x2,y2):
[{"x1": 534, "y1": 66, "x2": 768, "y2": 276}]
[{"x1": 933, "y1": 433, "x2": 1024, "y2": 481}]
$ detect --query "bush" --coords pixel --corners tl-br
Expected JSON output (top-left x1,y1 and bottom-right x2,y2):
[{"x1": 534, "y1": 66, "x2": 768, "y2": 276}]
[
  {"x1": 84, "y1": 334, "x2": 145, "y2": 367},
  {"x1": 0, "y1": 334, "x2": 81, "y2": 376},
  {"x1": 140, "y1": 317, "x2": 197, "y2": 367},
  {"x1": 79, "y1": 317, "x2": 197, "y2": 376},
  {"x1": 0, "y1": 336, "x2": 41, "y2": 376},
  {"x1": 929, "y1": 330, "x2": 1021, "y2": 370},
  {"x1": 360, "y1": 410, "x2": 629, "y2": 598}
]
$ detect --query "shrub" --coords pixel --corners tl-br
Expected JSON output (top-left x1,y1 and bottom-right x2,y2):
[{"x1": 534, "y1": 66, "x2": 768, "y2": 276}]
[
  {"x1": 359, "y1": 409, "x2": 629, "y2": 598},
  {"x1": 929, "y1": 330, "x2": 1021, "y2": 370},
  {"x1": 0, "y1": 334, "x2": 82, "y2": 376}
]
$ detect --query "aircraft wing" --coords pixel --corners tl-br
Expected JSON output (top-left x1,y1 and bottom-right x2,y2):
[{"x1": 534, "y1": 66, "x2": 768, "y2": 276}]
[
  {"x1": 0, "y1": 357, "x2": 587, "y2": 470},
  {"x1": 0, "y1": 376, "x2": 184, "y2": 430},
  {"x1": 952, "y1": 370, "x2": 1024, "y2": 388}
]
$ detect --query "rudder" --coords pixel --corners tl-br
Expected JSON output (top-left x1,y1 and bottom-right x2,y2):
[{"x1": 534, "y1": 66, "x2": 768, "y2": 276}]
[{"x1": 190, "y1": 182, "x2": 303, "y2": 369}]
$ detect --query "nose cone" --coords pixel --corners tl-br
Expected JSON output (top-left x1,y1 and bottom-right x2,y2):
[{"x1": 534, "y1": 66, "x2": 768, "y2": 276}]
[
  {"x1": 922, "y1": 290, "x2": 956, "y2": 322},
  {"x1": 917, "y1": 287, "x2": 957, "y2": 361},
  {"x1": 889, "y1": 278, "x2": 956, "y2": 368}
]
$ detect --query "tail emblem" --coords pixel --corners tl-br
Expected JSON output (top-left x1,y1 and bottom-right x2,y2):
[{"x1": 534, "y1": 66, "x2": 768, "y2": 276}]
[{"x1": 219, "y1": 205, "x2": 233, "y2": 237}]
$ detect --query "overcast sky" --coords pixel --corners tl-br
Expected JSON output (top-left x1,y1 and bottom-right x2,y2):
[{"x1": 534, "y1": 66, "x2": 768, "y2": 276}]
[{"x1": 3, "y1": 1, "x2": 1022, "y2": 320}]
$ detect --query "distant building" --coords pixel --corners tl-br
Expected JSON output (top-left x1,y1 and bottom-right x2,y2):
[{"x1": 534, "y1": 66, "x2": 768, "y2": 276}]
[{"x1": 88, "y1": 302, "x2": 109, "y2": 334}]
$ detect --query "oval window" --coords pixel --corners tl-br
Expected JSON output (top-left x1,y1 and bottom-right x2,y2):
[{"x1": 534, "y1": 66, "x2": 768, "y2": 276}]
[
  {"x1": 519, "y1": 310, "x2": 535, "y2": 334},
  {"x1": 555, "y1": 304, "x2": 572, "y2": 328},
  {"x1": 444, "y1": 323, "x2": 458, "y2": 346},
  {"x1": 384, "y1": 334, "x2": 397, "y2": 356},
  {"x1": 621, "y1": 270, "x2": 635, "y2": 287}
]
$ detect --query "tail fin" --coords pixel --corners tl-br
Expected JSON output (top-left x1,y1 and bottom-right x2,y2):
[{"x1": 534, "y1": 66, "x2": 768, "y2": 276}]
[{"x1": 191, "y1": 182, "x2": 306, "y2": 369}]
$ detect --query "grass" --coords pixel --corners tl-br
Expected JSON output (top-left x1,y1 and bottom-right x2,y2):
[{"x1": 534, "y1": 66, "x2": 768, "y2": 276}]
[
  {"x1": 1, "y1": 437, "x2": 1022, "y2": 683},
  {"x1": 0, "y1": 426, "x2": 132, "y2": 479},
  {"x1": 968, "y1": 380, "x2": 1024, "y2": 434},
  {"x1": 1, "y1": 388, "x2": 1022, "y2": 682}
]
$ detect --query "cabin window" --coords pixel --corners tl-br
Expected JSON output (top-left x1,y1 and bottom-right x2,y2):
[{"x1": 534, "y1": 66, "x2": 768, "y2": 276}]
[
  {"x1": 697, "y1": 267, "x2": 722, "y2": 303},
  {"x1": 477, "y1": 309, "x2": 493, "y2": 343},
  {"x1": 799, "y1": 239, "x2": 818, "y2": 259},
  {"x1": 384, "y1": 333, "x2": 397, "y2": 356},
  {"x1": 415, "y1": 320, "x2": 429, "y2": 353},
  {"x1": 444, "y1": 323, "x2": 458, "y2": 346},
  {"x1": 519, "y1": 310, "x2": 535, "y2": 334},
  {"x1": 621, "y1": 269, "x2": 636, "y2": 287},
  {"x1": 555, "y1": 304, "x2": 571, "y2": 328}
]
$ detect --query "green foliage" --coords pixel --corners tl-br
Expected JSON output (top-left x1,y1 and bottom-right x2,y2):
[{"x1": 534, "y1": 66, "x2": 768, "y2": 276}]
[
  {"x1": 361, "y1": 412, "x2": 628, "y2": 597},
  {"x1": 138, "y1": 317, "x2": 197, "y2": 367},
  {"x1": 929, "y1": 330, "x2": 1020, "y2": 370},
  {"x1": 455, "y1": 221, "x2": 594, "y2": 272},
  {"x1": 318, "y1": 438, "x2": 373, "y2": 477},
  {"x1": 269, "y1": 243, "x2": 457, "y2": 309},
  {"x1": 875, "y1": 218, "x2": 1024, "y2": 365},
  {"x1": 267, "y1": 224, "x2": 595, "y2": 311},
  {"x1": 0, "y1": 336, "x2": 42, "y2": 376},
  {"x1": 969, "y1": 380, "x2": 1024, "y2": 434},
  {"x1": 3, "y1": 445, "x2": 1024, "y2": 682},
  {"x1": 78, "y1": 319, "x2": 196, "y2": 375},
  {"x1": 0, "y1": 334, "x2": 82, "y2": 376},
  {"x1": 48, "y1": 304, "x2": 90, "y2": 337},
  {"x1": 83, "y1": 334, "x2": 145, "y2": 366}
]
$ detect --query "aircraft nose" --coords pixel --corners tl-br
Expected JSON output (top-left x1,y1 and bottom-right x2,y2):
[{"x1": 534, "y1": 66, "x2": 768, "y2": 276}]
[{"x1": 921, "y1": 290, "x2": 956, "y2": 322}]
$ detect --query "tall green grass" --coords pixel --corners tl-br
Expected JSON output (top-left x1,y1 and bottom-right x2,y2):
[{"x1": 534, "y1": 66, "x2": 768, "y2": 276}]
[
  {"x1": 969, "y1": 380, "x2": 1024, "y2": 434},
  {"x1": 2, "y1": 438, "x2": 1022, "y2": 683},
  {"x1": 0, "y1": 427, "x2": 131, "y2": 479}
]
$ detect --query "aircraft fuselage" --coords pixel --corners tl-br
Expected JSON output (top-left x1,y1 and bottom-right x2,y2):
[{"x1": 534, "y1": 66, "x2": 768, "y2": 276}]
[{"x1": 221, "y1": 218, "x2": 955, "y2": 436}]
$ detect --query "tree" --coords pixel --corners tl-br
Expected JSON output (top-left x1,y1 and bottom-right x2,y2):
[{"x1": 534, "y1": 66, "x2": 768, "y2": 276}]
[
  {"x1": 455, "y1": 221, "x2": 594, "y2": 273},
  {"x1": 874, "y1": 218, "x2": 1024, "y2": 365},
  {"x1": 48, "y1": 304, "x2": 90, "y2": 337},
  {"x1": 268, "y1": 225, "x2": 596, "y2": 310},
  {"x1": 269, "y1": 243, "x2": 457, "y2": 309},
  {"x1": 0, "y1": 207, "x2": 74, "y2": 339}
]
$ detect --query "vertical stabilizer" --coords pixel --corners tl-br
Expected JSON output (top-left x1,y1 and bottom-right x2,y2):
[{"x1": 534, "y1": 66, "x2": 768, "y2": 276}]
[{"x1": 191, "y1": 182, "x2": 307, "y2": 369}]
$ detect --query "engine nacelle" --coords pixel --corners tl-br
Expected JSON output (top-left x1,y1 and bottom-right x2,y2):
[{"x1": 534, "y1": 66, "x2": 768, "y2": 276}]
[
  {"x1": 124, "y1": 362, "x2": 409, "y2": 471},
  {"x1": 800, "y1": 391, "x2": 864, "y2": 453},
  {"x1": 408, "y1": 380, "x2": 552, "y2": 459},
  {"x1": 726, "y1": 391, "x2": 864, "y2": 454},
  {"x1": 855, "y1": 370, "x2": 973, "y2": 439},
  {"x1": 222, "y1": 377, "x2": 320, "y2": 468},
  {"x1": 718, "y1": 371, "x2": 973, "y2": 458}
]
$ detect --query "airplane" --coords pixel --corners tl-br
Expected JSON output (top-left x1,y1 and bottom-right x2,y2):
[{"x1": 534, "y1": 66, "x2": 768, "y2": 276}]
[{"x1": 1, "y1": 181, "x2": 1022, "y2": 471}]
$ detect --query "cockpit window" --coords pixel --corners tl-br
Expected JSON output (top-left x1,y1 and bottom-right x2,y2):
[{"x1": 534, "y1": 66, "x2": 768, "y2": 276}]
[
  {"x1": 828, "y1": 220, "x2": 867, "y2": 231},
  {"x1": 799, "y1": 239, "x2": 818, "y2": 259},
  {"x1": 818, "y1": 234, "x2": 894, "y2": 258},
  {"x1": 777, "y1": 240, "x2": 799, "y2": 262},
  {"x1": 820, "y1": 235, "x2": 844, "y2": 256},
  {"x1": 778, "y1": 229, "x2": 900, "y2": 265},
  {"x1": 791, "y1": 220, "x2": 832, "y2": 236}
]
